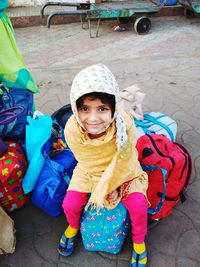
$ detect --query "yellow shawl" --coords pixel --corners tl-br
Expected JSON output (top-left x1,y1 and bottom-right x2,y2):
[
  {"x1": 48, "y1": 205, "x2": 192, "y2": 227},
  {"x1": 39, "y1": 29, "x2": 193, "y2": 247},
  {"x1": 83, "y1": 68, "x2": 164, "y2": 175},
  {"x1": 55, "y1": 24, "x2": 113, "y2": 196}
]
[{"x1": 65, "y1": 111, "x2": 148, "y2": 210}]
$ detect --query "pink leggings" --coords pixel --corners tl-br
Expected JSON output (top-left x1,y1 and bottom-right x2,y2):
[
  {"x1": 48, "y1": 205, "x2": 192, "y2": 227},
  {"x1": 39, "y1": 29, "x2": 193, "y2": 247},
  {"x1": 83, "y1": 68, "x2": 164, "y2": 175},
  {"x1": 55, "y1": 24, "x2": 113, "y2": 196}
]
[{"x1": 62, "y1": 190, "x2": 147, "y2": 244}]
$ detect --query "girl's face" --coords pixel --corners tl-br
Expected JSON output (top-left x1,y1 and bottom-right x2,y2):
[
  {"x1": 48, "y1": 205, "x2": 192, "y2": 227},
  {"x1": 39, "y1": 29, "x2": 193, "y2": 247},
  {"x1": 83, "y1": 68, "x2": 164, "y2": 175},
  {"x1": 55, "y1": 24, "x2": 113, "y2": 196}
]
[{"x1": 77, "y1": 96, "x2": 113, "y2": 138}]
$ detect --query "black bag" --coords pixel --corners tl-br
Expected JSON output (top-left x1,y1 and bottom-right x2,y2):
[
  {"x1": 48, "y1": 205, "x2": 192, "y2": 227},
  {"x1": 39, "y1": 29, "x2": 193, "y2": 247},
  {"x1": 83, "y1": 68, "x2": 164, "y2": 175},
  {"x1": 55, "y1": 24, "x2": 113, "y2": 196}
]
[{"x1": 51, "y1": 104, "x2": 72, "y2": 129}]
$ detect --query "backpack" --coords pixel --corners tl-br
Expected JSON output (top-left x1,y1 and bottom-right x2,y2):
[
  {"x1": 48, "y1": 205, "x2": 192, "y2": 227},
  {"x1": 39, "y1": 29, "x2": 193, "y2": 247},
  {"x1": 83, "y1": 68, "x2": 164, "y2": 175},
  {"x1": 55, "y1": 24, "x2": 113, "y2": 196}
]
[
  {"x1": 0, "y1": 141, "x2": 28, "y2": 212},
  {"x1": 136, "y1": 134, "x2": 192, "y2": 220}
]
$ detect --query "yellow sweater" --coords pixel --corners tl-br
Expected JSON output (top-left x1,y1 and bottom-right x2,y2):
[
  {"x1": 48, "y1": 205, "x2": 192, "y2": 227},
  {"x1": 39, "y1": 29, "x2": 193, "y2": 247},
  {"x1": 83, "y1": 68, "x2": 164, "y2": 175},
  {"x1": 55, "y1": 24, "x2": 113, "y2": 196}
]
[{"x1": 64, "y1": 111, "x2": 148, "y2": 209}]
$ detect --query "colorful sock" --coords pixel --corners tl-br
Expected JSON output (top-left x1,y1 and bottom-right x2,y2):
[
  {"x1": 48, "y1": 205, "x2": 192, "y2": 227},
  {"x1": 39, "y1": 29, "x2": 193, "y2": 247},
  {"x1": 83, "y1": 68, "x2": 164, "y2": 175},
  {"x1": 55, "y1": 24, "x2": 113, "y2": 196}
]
[
  {"x1": 59, "y1": 226, "x2": 78, "y2": 244},
  {"x1": 134, "y1": 242, "x2": 146, "y2": 254},
  {"x1": 65, "y1": 225, "x2": 78, "y2": 238},
  {"x1": 132, "y1": 242, "x2": 147, "y2": 265}
]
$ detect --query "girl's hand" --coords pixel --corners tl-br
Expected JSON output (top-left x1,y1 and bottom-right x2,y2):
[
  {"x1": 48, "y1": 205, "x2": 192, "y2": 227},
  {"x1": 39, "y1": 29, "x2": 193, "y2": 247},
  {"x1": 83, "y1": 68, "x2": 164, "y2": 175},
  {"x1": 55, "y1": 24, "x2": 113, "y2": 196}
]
[{"x1": 106, "y1": 190, "x2": 119, "y2": 202}]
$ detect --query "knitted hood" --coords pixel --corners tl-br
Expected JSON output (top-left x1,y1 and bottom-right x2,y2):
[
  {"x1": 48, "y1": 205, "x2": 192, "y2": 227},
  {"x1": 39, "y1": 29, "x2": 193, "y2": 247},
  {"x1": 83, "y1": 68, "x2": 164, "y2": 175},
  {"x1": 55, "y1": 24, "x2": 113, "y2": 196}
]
[{"x1": 70, "y1": 63, "x2": 128, "y2": 149}]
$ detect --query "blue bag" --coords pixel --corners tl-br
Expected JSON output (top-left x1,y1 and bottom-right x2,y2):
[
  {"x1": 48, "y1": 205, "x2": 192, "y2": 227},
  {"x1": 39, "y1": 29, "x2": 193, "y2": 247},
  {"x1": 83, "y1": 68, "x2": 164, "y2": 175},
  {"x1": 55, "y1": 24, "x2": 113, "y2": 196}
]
[
  {"x1": 31, "y1": 137, "x2": 77, "y2": 216},
  {"x1": 134, "y1": 112, "x2": 177, "y2": 142},
  {"x1": 0, "y1": 84, "x2": 33, "y2": 139},
  {"x1": 80, "y1": 202, "x2": 130, "y2": 254}
]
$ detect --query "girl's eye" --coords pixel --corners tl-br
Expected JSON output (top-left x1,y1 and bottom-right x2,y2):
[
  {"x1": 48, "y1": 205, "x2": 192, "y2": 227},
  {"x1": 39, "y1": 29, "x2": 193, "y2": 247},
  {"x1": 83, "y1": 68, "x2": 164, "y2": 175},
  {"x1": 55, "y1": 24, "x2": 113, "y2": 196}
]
[
  {"x1": 99, "y1": 106, "x2": 109, "y2": 112},
  {"x1": 79, "y1": 106, "x2": 88, "y2": 112}
]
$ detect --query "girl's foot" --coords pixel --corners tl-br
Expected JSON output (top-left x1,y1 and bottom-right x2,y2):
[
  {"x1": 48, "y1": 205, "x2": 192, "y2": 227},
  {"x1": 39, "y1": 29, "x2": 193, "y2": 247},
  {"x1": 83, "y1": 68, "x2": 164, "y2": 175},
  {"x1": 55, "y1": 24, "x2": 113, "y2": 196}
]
[
  {"x1": 57, "y1": 226, "x2": 78, "y2": 256},
  {"x1": 131, "y1": 242, "x2": 147, "y2": 267}
]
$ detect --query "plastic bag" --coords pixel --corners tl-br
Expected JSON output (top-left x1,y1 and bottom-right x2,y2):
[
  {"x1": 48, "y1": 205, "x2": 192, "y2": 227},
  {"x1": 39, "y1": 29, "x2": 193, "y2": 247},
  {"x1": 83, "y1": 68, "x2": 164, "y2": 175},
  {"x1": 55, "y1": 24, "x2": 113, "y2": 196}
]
[{"x1": 22, "y1": 115, "x2": 52, "y2": 194}]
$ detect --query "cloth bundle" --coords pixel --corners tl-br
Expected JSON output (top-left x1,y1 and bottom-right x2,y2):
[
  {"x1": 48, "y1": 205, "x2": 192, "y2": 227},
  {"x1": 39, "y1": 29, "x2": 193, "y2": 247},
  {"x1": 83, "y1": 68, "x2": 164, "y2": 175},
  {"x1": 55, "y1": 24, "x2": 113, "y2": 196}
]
[
  {"x1": 118, "y1": 84, "x2": 145, "y2": 121},
  {"x1": 0, "y1": 206, "x2": 15, "y2": 254}
]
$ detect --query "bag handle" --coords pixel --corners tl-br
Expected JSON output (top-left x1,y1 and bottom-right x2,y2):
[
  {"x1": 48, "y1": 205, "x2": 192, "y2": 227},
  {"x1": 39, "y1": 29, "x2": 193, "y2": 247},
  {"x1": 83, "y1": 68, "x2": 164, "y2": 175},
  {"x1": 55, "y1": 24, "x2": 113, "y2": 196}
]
[
  {"x1": 0, "y1": 106, "x2": 25, "y2": 125},
  {"x1": 41, "y1": 136, "x2": 61, "y2": 158},
  {"x1": 41, "y1": 136, "x2": 71, "y2": 177},
  {"x1": 143, "y1": 114, "x2": 175, "y2": 142},
  {"x1": 141, "y1": 164, "x2": 167, "y2": 215}
]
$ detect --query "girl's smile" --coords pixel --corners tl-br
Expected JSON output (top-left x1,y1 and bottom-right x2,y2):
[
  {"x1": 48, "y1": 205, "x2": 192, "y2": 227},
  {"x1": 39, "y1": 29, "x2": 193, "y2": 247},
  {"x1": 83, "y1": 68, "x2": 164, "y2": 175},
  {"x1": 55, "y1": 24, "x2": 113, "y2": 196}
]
[{"x1": 77, "y1": 96, "x2": 113, "y2": 138}]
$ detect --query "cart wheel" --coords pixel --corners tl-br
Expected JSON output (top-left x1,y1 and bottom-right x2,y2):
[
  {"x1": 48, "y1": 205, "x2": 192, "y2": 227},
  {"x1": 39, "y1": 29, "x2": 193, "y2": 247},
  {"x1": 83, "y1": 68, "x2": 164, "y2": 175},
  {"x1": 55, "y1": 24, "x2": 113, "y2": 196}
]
[
  {"x1": 134, "y1": 17, "x2": 151, "y2": 34},
  {"x1": 184, "y1": 8, "x2": 195, "y2": 18},
  {"x1": 118, "y1": 17, "x2": 130, "y2": 24}
]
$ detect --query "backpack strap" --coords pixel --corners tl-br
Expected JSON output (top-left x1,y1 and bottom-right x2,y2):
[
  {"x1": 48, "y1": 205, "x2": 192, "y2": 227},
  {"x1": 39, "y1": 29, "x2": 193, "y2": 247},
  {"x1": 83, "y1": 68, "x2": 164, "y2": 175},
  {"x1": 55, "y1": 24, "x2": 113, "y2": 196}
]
[{"x1": 141, "y1": 164, "x2": 167, "y2": 215}]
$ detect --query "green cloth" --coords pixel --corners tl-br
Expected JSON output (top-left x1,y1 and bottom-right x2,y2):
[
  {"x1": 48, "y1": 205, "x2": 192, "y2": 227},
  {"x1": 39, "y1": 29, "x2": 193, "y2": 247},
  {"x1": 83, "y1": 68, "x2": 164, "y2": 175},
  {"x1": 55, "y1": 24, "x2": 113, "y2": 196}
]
[
  {"x1": 0, "y1": 13, "x2": 39, "y2": 93},
  {"x1": 0, "y1": 0, "x2": 8, "y2": 17}
]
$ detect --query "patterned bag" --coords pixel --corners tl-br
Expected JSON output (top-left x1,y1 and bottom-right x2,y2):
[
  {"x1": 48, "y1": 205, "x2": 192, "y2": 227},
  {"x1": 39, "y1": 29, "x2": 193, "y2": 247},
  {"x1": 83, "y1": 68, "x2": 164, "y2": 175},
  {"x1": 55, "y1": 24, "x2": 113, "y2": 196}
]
[
  {"x1": 80, "y1": 202, "x2": 130, "y2": 254},
  {"x1": 0, "y1": 141, "x2": 28, "y2": 211}
]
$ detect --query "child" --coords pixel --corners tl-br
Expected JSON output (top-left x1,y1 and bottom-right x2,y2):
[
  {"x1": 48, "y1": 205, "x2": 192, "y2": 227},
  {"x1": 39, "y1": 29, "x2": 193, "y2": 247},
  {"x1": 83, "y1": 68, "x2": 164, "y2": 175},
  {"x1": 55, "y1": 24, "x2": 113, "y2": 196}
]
[{"x1": 58, "y1": 64, "x2": 148, "y2": 267}]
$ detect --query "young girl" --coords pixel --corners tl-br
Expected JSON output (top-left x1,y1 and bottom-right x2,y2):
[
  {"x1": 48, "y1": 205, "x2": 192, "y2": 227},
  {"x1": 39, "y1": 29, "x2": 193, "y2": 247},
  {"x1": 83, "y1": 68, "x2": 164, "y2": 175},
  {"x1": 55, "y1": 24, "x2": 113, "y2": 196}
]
[{"x1": 58, "y1": 64, "x2": 148, "y2": 267}]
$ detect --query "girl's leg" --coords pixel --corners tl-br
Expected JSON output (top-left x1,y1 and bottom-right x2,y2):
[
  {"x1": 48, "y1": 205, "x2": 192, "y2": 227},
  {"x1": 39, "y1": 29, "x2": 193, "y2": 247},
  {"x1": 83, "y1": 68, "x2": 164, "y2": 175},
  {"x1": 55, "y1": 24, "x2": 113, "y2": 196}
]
[
  {"x1": 122, "y1": 192, "x2": 148, "y2": 243},
  {"x1": 62, "y1": 190, "x2": 88, "y2": 229},
  {"x1": 58, "y1": 190, "x2": 88, "y2": 256},
  {"x1": 122, "y1": 192, "x2": 148, "y2": 266}
]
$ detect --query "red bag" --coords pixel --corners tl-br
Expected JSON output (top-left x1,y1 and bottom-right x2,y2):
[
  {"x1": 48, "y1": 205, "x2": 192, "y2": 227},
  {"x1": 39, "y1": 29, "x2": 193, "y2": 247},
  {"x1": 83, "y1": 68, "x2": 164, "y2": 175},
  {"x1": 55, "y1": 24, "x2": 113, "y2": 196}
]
[
  {"x1": 136, "y1": 134, "x2": 192, "y2": 220},
  {"x1": 0, "y1": 141, "x2": 28, "y2": 211}
]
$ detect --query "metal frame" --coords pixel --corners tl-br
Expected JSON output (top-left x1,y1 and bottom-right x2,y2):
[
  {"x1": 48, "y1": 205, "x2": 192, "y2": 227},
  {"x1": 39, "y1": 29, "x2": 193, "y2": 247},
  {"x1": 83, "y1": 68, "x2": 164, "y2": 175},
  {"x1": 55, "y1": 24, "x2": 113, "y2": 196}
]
[{"x1": 41, "y1": 1, "x2": 164, "y2": 37}]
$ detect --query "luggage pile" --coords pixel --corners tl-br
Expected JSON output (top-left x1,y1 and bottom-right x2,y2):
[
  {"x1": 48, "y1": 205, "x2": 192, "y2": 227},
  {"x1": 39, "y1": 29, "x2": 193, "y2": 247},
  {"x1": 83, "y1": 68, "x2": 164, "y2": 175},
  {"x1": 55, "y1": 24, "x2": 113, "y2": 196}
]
[
  {"x1": 0, "y1": 83, "x2": 77, "y2": 254},
  {"x1": 0, "y1": 83, "x2": 34, "y2": 254},
  {"x1": 0, "y1": 86, "x2": 193, "y2": 255},
  {"x1": 0, "y1": 84, "x2": 33, "y2": 213}
]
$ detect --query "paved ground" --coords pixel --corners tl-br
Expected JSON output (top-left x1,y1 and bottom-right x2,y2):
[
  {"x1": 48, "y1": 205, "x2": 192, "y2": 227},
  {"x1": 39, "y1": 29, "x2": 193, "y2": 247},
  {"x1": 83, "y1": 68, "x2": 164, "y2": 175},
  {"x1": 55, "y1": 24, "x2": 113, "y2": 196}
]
[{"x1": 1, "y1": 15, "x2": 200, "y2": 267}]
